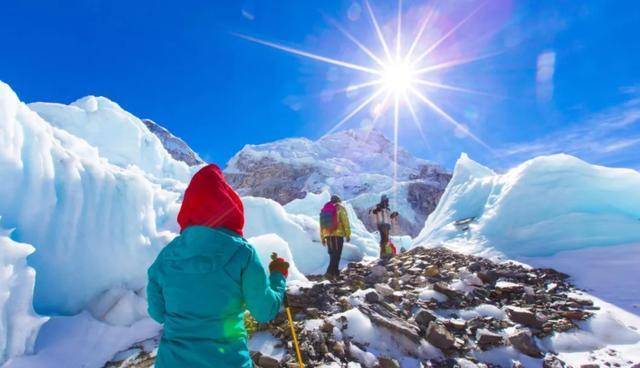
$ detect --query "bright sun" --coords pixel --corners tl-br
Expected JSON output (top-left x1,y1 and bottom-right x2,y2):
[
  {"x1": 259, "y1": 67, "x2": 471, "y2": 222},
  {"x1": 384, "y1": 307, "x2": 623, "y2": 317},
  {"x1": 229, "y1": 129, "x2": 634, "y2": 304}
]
[
  {"x1": 381, "y1": 61, "x2": 415, "y2": 94},
  {"x1": 234, "y1": 0, "x2": 497, "y2": 201}
]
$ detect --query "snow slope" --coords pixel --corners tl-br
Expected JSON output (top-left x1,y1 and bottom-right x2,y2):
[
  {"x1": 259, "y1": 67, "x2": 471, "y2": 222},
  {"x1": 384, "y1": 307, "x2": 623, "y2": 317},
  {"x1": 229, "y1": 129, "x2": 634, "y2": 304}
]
[
  {"x1": 523, "y1": 243, "x2": 640, "y2": 313},
  {"x1": 0, "y1": 225, "x2": 47, "y2": 365}
]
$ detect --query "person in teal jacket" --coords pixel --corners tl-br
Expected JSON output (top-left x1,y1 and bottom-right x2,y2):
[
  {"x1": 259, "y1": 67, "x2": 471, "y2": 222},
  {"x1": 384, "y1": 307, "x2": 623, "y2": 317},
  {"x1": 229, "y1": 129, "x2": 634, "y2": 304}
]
[{"x1": 147, "y1": 164, "x2": 289, "y2": 368}]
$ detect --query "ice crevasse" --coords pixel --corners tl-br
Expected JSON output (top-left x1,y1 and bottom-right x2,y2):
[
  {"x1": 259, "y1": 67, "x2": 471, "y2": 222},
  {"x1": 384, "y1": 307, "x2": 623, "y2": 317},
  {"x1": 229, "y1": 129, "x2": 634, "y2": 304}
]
[{"x1": 415, "y1": 153, "x2": 640, "y2": 257}]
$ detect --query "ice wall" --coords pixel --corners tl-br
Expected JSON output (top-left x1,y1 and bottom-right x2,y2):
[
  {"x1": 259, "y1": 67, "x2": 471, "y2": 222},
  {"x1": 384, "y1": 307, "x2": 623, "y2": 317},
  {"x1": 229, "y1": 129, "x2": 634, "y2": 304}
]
[
  {"x1": 415, "y1": 153, "x2": 640, "y2": 257},
  {"x1": 0, "y1": 225, "x2": 48, "y2": 364},
  {"x1": 0, "y1": 81, "x2": 183, "y2": 315}
]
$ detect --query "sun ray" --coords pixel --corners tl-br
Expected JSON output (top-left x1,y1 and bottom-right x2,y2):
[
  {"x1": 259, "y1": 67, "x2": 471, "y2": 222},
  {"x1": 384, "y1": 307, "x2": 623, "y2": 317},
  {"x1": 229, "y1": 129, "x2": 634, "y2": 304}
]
[
  {"x1": 344, "y1": 79, "x2": 384, "y2": 93},
  {"x1": 232, "y1": 32, "x2": 381, "y2": 75},
  {"x1": 392, "y1": 94, "x2": 400, "y2": 208},
  {"x1": 403, "y1": 93, "x2": 430, "y2": 147},
  {"x1": 325, "y1": 87, "x2": 387, "y2": 136},
  {"x1": 414, "y1": 50, "x2": 503, "y2": 75},
  {"x1": 411, "y1": 1, "x2": 488, "y2": 67},
  {"x1": 410, "y1": 86, "x2": 491, "y2": 150},
  {"x1": 415, "y1": 79, "x2": 505, "y2": 98},
  {"x1": 234, "y1": 0, "x2": 499, "y2": 154},
  {"x1": 316, "y1": 80, "x2": 383, "y2": 102},
  {"x1": 324, "y1": 15, "x2": 386, "y2": 68},
  {"x1": 364, "y1": 90, "x2": 393, "y2": 142},
  {"x1": 365, "y1": 0, "x2": 393, "y2": 62},
  {"x1": 405, "y1": 9, "x2": 435, "y2": 61},
  {"x1": 396, "y1": 0, "x2": 402, "y2": 59}
]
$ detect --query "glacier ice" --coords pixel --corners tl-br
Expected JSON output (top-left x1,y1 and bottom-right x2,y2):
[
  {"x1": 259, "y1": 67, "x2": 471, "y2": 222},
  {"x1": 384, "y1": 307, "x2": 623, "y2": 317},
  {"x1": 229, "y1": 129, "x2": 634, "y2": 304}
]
[
  {"x1": 0, "y1": 81, "x2": 184, "y2": 315},
  {"x1": 0, "y1": 225, "x2": 48, "y2": 364},
  {"x1": 415, "y1": 153, "x2": 640, "y2": 257},
  {"x1": 0, "y1": 80, "x2": 379, "y2": 323}
]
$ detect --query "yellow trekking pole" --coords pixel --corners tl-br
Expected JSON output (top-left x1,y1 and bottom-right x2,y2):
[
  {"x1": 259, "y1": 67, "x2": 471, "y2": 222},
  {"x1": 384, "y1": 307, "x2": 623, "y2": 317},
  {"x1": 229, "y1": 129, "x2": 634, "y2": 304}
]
[
  {"x1": 284, "y1": 296, "x2": 305, "y2": 368},
  {"x1": 271, "y1": 252, "x2": 304, "y2": 368}
]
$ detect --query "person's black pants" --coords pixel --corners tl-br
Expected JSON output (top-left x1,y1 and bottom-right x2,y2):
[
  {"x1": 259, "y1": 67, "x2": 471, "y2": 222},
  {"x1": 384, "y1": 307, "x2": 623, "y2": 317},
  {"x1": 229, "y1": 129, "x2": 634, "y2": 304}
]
[
  {"x1": 325, "y1": 236, "x2": 344, "y2": 277},
  {"x1": 378, "y1": 223, "x2": 391, "y2": 257}
]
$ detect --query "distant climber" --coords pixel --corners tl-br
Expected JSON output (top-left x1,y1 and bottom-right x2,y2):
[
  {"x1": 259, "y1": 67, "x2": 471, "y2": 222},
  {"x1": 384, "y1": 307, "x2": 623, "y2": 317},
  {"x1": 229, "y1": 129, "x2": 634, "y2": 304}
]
[
  {"x1": 147, "y1": 164, "x2": 289, "y2": 368},
  {"x1": 319, "y1": 194, "x2": 351, "y2": 279},
  {"x1": 370, "y1": 194, "x2": 399, "y2": 258}
]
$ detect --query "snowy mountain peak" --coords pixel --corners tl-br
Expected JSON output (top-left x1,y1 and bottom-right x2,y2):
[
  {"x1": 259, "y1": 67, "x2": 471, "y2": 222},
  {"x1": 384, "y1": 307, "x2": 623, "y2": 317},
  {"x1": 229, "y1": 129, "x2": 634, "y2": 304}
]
[{"x1": 225, "y1": 128, "x2": 451, "y2": 236}]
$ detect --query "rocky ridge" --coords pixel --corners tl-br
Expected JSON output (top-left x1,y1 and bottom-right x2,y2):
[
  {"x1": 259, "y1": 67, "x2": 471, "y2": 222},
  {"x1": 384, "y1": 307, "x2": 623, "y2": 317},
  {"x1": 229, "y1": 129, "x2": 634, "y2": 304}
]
[
  {"x1": 104, "y1": 247, "x2": 618, "y2": 368},
  {"x1": 142, "y1": 119, "x2": 204, "y2": 166}
]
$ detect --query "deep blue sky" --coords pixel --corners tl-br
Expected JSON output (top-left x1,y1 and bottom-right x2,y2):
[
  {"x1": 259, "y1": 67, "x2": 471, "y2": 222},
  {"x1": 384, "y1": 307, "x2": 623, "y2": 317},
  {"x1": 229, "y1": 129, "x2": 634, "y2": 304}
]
[{"x1": 1, "y1": 0, "x2": 639, "y2": 170}]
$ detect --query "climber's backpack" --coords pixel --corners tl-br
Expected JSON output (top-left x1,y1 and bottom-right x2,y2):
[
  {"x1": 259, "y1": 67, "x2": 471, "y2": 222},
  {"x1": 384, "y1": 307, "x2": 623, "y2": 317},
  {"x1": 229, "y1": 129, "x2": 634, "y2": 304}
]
[
  {"x1": 320, "y1": 202, "x2": 339, "y2": 232},
  {"x1": 383, "y1": 241, "x2": 397, "y2": 255}
]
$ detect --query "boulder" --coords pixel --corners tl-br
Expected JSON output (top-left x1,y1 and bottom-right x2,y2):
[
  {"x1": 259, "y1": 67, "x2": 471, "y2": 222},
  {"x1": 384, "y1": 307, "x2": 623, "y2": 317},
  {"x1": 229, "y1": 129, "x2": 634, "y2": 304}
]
[
  {"x1": 445, "y1": 319, "x2": 466, "y2": 331},
  {"x1": 434, "y1": 282, "x2": 461, "y2": 299},
  {"x1": 365, "y1": 290, "x2": 381, "y2": 303},
  {"x1": 375, "y1": 283, "x2": 394, "y2": 296},
  {"x1": 542, "y1": 355, "x2": 566, "y2": 368},
  {"x1": 424, "y1": 265, "x2": 440, "y2": 277},
  {"x1": 415, "y1": 309, "x2": 437, "y2": 327},
  {"x1": 426, "y1": 322, "x2": 455, "y2": 350},
  {"x1": 257, "y1": 354, "x2": 280, "y2": 368},
  {"x1": 496, "y1": 281, "x2": 525, "y2": 294},
  {"x1": 505, "y1": 307, "x2": 545, "y2": 328},
  {"x1": 477, "y1": 270, "x2": 498, "y2": 285},
  {"x1": 476, "y1": 329, "x2": 503, "y2": 348},
  {"x1": 508, "y1": 329, "x2": 543, "y2": 357},
  {"x1": 467, "y1": 262, "x2": 482, "y2": 272},
  {"x1": 560, "y1": 310, "x2": 587, "y2": 320},
  {"x1": 377, "y1": 356, "x2": 401, "y2": 368},
  {"x1": 331, "y1": 341, "x2": 346, "y2": 358}
]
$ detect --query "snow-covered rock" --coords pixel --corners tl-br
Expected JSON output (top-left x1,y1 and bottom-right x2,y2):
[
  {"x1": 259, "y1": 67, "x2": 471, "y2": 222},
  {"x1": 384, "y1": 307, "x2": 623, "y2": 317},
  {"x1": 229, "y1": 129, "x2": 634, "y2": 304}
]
[
  {"x1": 0, "y1": 81, "x2": 184, "y2": 315},
  {"x1": 225, "y1": 128, "x2": 451, "y2": 236},
  {"x1": 0, "y1": 226, "x2": 48, "y2": 365},
  {"x1": 415, "y1": 153, "x2": 640, "y2": 257},
  {"x1": 142, "y1": 119, "x2": 204, "y2": 167}
]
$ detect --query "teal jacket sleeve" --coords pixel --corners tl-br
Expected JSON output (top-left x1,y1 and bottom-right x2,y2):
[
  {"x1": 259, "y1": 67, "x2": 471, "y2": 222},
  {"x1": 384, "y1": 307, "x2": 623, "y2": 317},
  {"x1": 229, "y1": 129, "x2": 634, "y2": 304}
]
[
  {"x1": 147, "y1": 258, "x2": 166, "y2": 324},
  {"x1": 242, "y1": 247, "x2": 286, "y2": 323}
]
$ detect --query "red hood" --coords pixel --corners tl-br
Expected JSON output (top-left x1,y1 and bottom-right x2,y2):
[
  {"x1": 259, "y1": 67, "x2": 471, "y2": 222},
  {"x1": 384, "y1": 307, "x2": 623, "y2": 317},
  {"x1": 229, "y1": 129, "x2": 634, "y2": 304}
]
[{"x1": 177, "y1": 164, "x2": 244, "y2": 236}]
